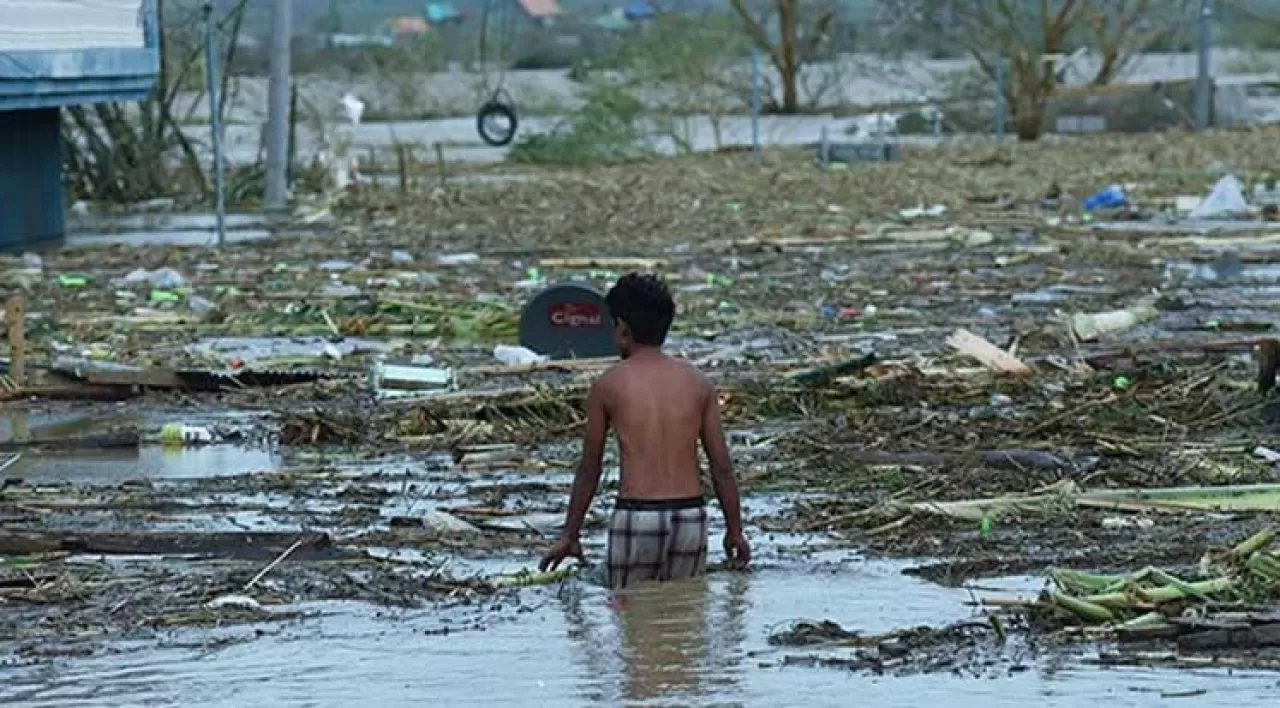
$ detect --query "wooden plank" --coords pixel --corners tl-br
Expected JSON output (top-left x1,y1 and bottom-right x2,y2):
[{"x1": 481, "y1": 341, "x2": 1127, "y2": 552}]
[
  {"x1": 0, "y1": 530, "x2": 346, "y2": 562},
  {"x1": 538, "y1": 257, "x2": 666, "y2": 270},
  {"x1": 75, "y1": 367, "x2": 187, "y2": 388},
  {"x1": 5, "y1": 295, "x2": 24, "y2": 389}
]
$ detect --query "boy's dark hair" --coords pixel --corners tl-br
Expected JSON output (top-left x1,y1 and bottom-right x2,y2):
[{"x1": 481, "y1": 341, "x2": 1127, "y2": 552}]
[{"x1": 605, "y1": 272, "x2": 675, "y2": 346}]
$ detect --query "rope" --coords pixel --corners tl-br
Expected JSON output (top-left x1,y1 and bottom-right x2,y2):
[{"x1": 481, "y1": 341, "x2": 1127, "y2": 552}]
[
  {"x1": 494, "y1": 0, "x2": 512, "y2": 92},
  {"x1": 476, "y1": 0, "x2": 513, "y2": 98}
]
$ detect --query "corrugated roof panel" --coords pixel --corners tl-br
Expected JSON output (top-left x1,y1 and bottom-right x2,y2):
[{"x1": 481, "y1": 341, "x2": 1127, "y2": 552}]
[{"x1": 517, "y1": 0, "x2": 560, "y2": 18}]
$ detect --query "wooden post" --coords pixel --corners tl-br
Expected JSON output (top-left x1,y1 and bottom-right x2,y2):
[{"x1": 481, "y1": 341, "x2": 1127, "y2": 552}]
[
  {"x1": 5, "y1": 296, "x2": 24, "y2": 390},
  {"x1": 286, "y1": 81, "x2": 299, "y2": 186},
  {"x1": 434, "y1": 142, "x2": 447, "y2": 189},
  {"x1": 397, "y1": 143, "x2": 408, "y2": 194}
]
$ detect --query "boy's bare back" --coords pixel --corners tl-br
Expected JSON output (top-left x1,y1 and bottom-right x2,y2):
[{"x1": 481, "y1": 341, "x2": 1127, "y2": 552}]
[
  {"x1": 596, "y1": 351, "x2": 712, "y2": 500},
  {"x1": 540, "y1": 271, "x2": 747, "y2": 583}
]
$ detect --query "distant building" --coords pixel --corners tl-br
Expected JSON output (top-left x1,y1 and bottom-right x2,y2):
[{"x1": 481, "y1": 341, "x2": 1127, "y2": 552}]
[
  {"x1": 329, "y1": 33, "x2": 393, "y2": 48},
  {"x1": 425, "y1": 2, "x2": 464, "y2": 25},
  {"x1": 622, "y1": 1, "x2": 656, "y2": 21},
  {"x1": 389, "y1": 16, "x2": 430, "y2": 37},
  {"x1": 593, "y1": 9, "x2": 629, "y2": 31},
  {"x1": 0, "y1": 0, "x2": 159, "y2": 248},
  {"x1": 516, "y1": 0, "x2": 561, "y2": 26}
]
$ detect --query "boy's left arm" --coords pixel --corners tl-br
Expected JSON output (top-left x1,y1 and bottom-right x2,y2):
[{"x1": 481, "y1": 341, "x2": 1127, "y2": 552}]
[{"x1": 540, "y1": 379, "x2": 609, "y2": 571}]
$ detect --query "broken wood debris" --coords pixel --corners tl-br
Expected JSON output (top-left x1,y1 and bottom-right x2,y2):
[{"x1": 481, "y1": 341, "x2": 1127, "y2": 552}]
[
  {"x1": 946, "y1": 329, "x2": 1032, "y2": 376},
  {"x1": 48, "y1": 358, "x2": 343, "y2": 393},
  {"x1": 0, "y1": 530, "x2": 346, "y2": 562}
]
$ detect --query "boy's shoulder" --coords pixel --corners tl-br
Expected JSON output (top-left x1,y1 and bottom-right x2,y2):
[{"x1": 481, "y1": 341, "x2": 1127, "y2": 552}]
[{"x1": 600, "y1": 355, "x2": 711, "y2": 389}]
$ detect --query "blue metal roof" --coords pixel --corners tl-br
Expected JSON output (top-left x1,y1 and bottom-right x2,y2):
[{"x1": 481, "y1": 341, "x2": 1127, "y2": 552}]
[
  {"x1": 623, "y1": 1, "x2": 655, "y2": 20},
  {"x1": 0, "y1": 0, "x2": 160, "y2": 112},
  {"x1": 0, "y1": 48, "x2": 159, "y2": 111},
  {"x1": 424, "y1": 2, "x2": 461, "y2": 23}
]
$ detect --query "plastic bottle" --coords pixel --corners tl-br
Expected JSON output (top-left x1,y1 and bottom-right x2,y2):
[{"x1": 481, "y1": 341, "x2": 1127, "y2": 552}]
[{"x1": 160, "y1": 423, "x2": 214, "y2": 446}]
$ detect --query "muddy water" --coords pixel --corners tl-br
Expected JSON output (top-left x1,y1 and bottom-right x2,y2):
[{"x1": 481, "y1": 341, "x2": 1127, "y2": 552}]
[
  {"x1": 3, "y1": 439, "x2": 1279, "y2": 705},
  {"x1": 5, "y1": 446, "x2": 279, "y2": 486},
  {"x1": 3, "y1": 560, "x2": 1276, "y2": 707}
]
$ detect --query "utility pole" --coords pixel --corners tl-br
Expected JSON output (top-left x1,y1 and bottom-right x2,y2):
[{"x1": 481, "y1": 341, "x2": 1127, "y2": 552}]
[
  {"x1": 749, "y1": 47, "x2": 761, "y2": 163},
  {"x1": 994, "y1": 56, "x2": 1005, "y2": 139},
  {"x1": 1195, "y1": 0, "x2": 1213, "y2": 131},
  {"x1": 326, "y1": 0, "x2": 340, "y2": 49},
  {"x1": 265, "y1": 0, "x2": 292, "y2": 211},
  {"x1": 203, "y1": 2, "x2": 226, "y2": 246}
]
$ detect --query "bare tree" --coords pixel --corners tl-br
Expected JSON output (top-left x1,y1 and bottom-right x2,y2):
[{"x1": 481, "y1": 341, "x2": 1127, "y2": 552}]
[
  {"x1": 63, "y1": 0, "x2": 249, "y2": 202},
  {"x1": 727, "y1": 0, "x2": 837, "y2": 113},
  {"x1": 1087, "y1": 0, "x2": 1190, "y2": 85},
  {"x1": 882, "y1": 0, "x2": 1191, "y2": 140}
]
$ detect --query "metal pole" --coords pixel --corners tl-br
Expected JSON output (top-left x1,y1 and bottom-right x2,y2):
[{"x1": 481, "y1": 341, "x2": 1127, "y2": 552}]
[
  {"x1": 749, "y1": 47, "x2": 761, "y2": 162},
  {"x1": 202, "y1": 3, "x2": 226, "y2": 247},
  {"x1": 265, "y1": 0, "x2": 292, "y2": 211},
  {"x1": 1195, "y1": 0, "x2": 1213, "y2": 131},
  {"x1": 994, "y1": 56, "x2": 1006, "y2": 139}
]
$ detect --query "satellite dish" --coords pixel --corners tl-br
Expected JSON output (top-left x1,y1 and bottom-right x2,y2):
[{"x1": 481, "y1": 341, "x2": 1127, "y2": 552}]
[{"x1": 519, "y1": 282, "x2": 618, "y2": 360}]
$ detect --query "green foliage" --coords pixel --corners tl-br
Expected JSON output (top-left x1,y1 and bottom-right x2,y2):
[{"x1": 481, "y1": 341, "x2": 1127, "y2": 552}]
[
  {"x1": 612, "y1": 15, "x2": 748, "y2": 79},
  {"x1": 508, "y1": 82, "x2": 648, "y2": 165},
  {"x1": 510, "y1": 42, "x2": 587, "y2": 71},
  {"x1": 508, "y1": 14, "x2": 761, "y2": 165},
  {"x1": 290, "y1": 40, "x2": 449, "y2": 76}
]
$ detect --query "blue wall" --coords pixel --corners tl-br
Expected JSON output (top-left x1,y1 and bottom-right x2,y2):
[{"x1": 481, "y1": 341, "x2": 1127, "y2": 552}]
[{"x1": 0, "y1": 108, "x2": 63, "y2": 249}]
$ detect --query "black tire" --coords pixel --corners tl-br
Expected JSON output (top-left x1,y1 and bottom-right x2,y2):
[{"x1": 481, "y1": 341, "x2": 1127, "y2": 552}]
[{"x1": 476, "y1": 100, "x2": 519, "y2": 147}]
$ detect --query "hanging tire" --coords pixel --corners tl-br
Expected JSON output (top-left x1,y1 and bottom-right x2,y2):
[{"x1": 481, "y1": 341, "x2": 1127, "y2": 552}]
[{"x1": 476, "y1": 100, "x2": 519, "y2": 147}]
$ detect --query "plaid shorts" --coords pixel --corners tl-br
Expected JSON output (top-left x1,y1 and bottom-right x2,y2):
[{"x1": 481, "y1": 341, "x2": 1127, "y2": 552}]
[{"x1": 606, "y1": 497, "x2": 708, "y2": 590}]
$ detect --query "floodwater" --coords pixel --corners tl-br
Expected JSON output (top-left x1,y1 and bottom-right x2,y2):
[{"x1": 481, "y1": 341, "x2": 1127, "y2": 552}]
[
  {"x1": 3, "y1": 445, "x2": 279, "y2": 486},
  {"x1": 0, "y1": 409, "x2": 280, "y2": 485},
  {"x1": 64, "y1": 212, "x2": 274, "y2": 248},
  {"x1": 3, "y1": 423, "x2": 1280, "y2": 705},
  {"x1": 3, "y1": 558, "x2": 1278, "y2": 707}
]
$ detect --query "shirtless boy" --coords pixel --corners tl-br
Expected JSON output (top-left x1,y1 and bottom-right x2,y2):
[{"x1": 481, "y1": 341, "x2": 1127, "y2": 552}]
[{"x1": 539, "y1": 273, "x2": 750, "y2": 589}]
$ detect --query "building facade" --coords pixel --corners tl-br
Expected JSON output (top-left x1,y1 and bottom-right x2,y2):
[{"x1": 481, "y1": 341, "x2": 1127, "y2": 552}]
[{"x1": 0, "y1": 0, "x2": 159, "y2": 249}]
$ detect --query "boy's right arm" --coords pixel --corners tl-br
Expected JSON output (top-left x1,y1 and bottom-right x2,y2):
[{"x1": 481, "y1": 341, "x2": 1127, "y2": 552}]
[
  {"x1": 540, "y1": 378, "x2": 609, "y2": 572},
  {"x1": 700, "y1": 382, "x2": 750, "y2": 569}
]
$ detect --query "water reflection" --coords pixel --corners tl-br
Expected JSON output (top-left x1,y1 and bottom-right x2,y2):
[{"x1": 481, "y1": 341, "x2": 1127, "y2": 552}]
[
  {"x1": 561, "y1": 576, "x2": 750, "y2": 706},
  {"x1": 617, "y1": 580, "x2": 715, "y2": 703}
]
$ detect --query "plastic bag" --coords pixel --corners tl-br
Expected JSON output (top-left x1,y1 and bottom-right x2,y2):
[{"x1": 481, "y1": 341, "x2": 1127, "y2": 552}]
[
  {"x1": 493, "y1": 345, "x2": 548, "y2": 366},
  {"x1": 1189, "y1": 175, "x2": 1249, "y2": 219}
]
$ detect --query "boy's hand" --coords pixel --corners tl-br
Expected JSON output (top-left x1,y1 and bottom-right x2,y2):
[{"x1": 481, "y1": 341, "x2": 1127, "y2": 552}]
[
  {"x1": 539, "y1": 535, "x2": 585, "y2": 572},
  {"x1": 723, "y1": 531, "x2": 750, "y2": 570}
]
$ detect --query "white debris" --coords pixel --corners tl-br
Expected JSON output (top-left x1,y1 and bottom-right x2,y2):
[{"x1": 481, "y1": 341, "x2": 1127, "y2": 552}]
[
  {"x1": 420, "y1": 511, "x2": 482, "y2": 535},
  {"x1": 1254, "y1": 446, "x2": 1280, "y2": 463},
  {"x1": 1189, "y1": 174, "x2": 1249, "y2": 219},
  {"x1": 493, "y1": 345, "x2": 548, "y2": 366},
  {"x1": 340, "y1": 93, "x2": 365, "y2": 126},
  {"x1": 122, "y1": 267, "x2": 187, "y2": 289},
  {"x1": 205, "y1": 594, "x2": 262, "y2": 610}
]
